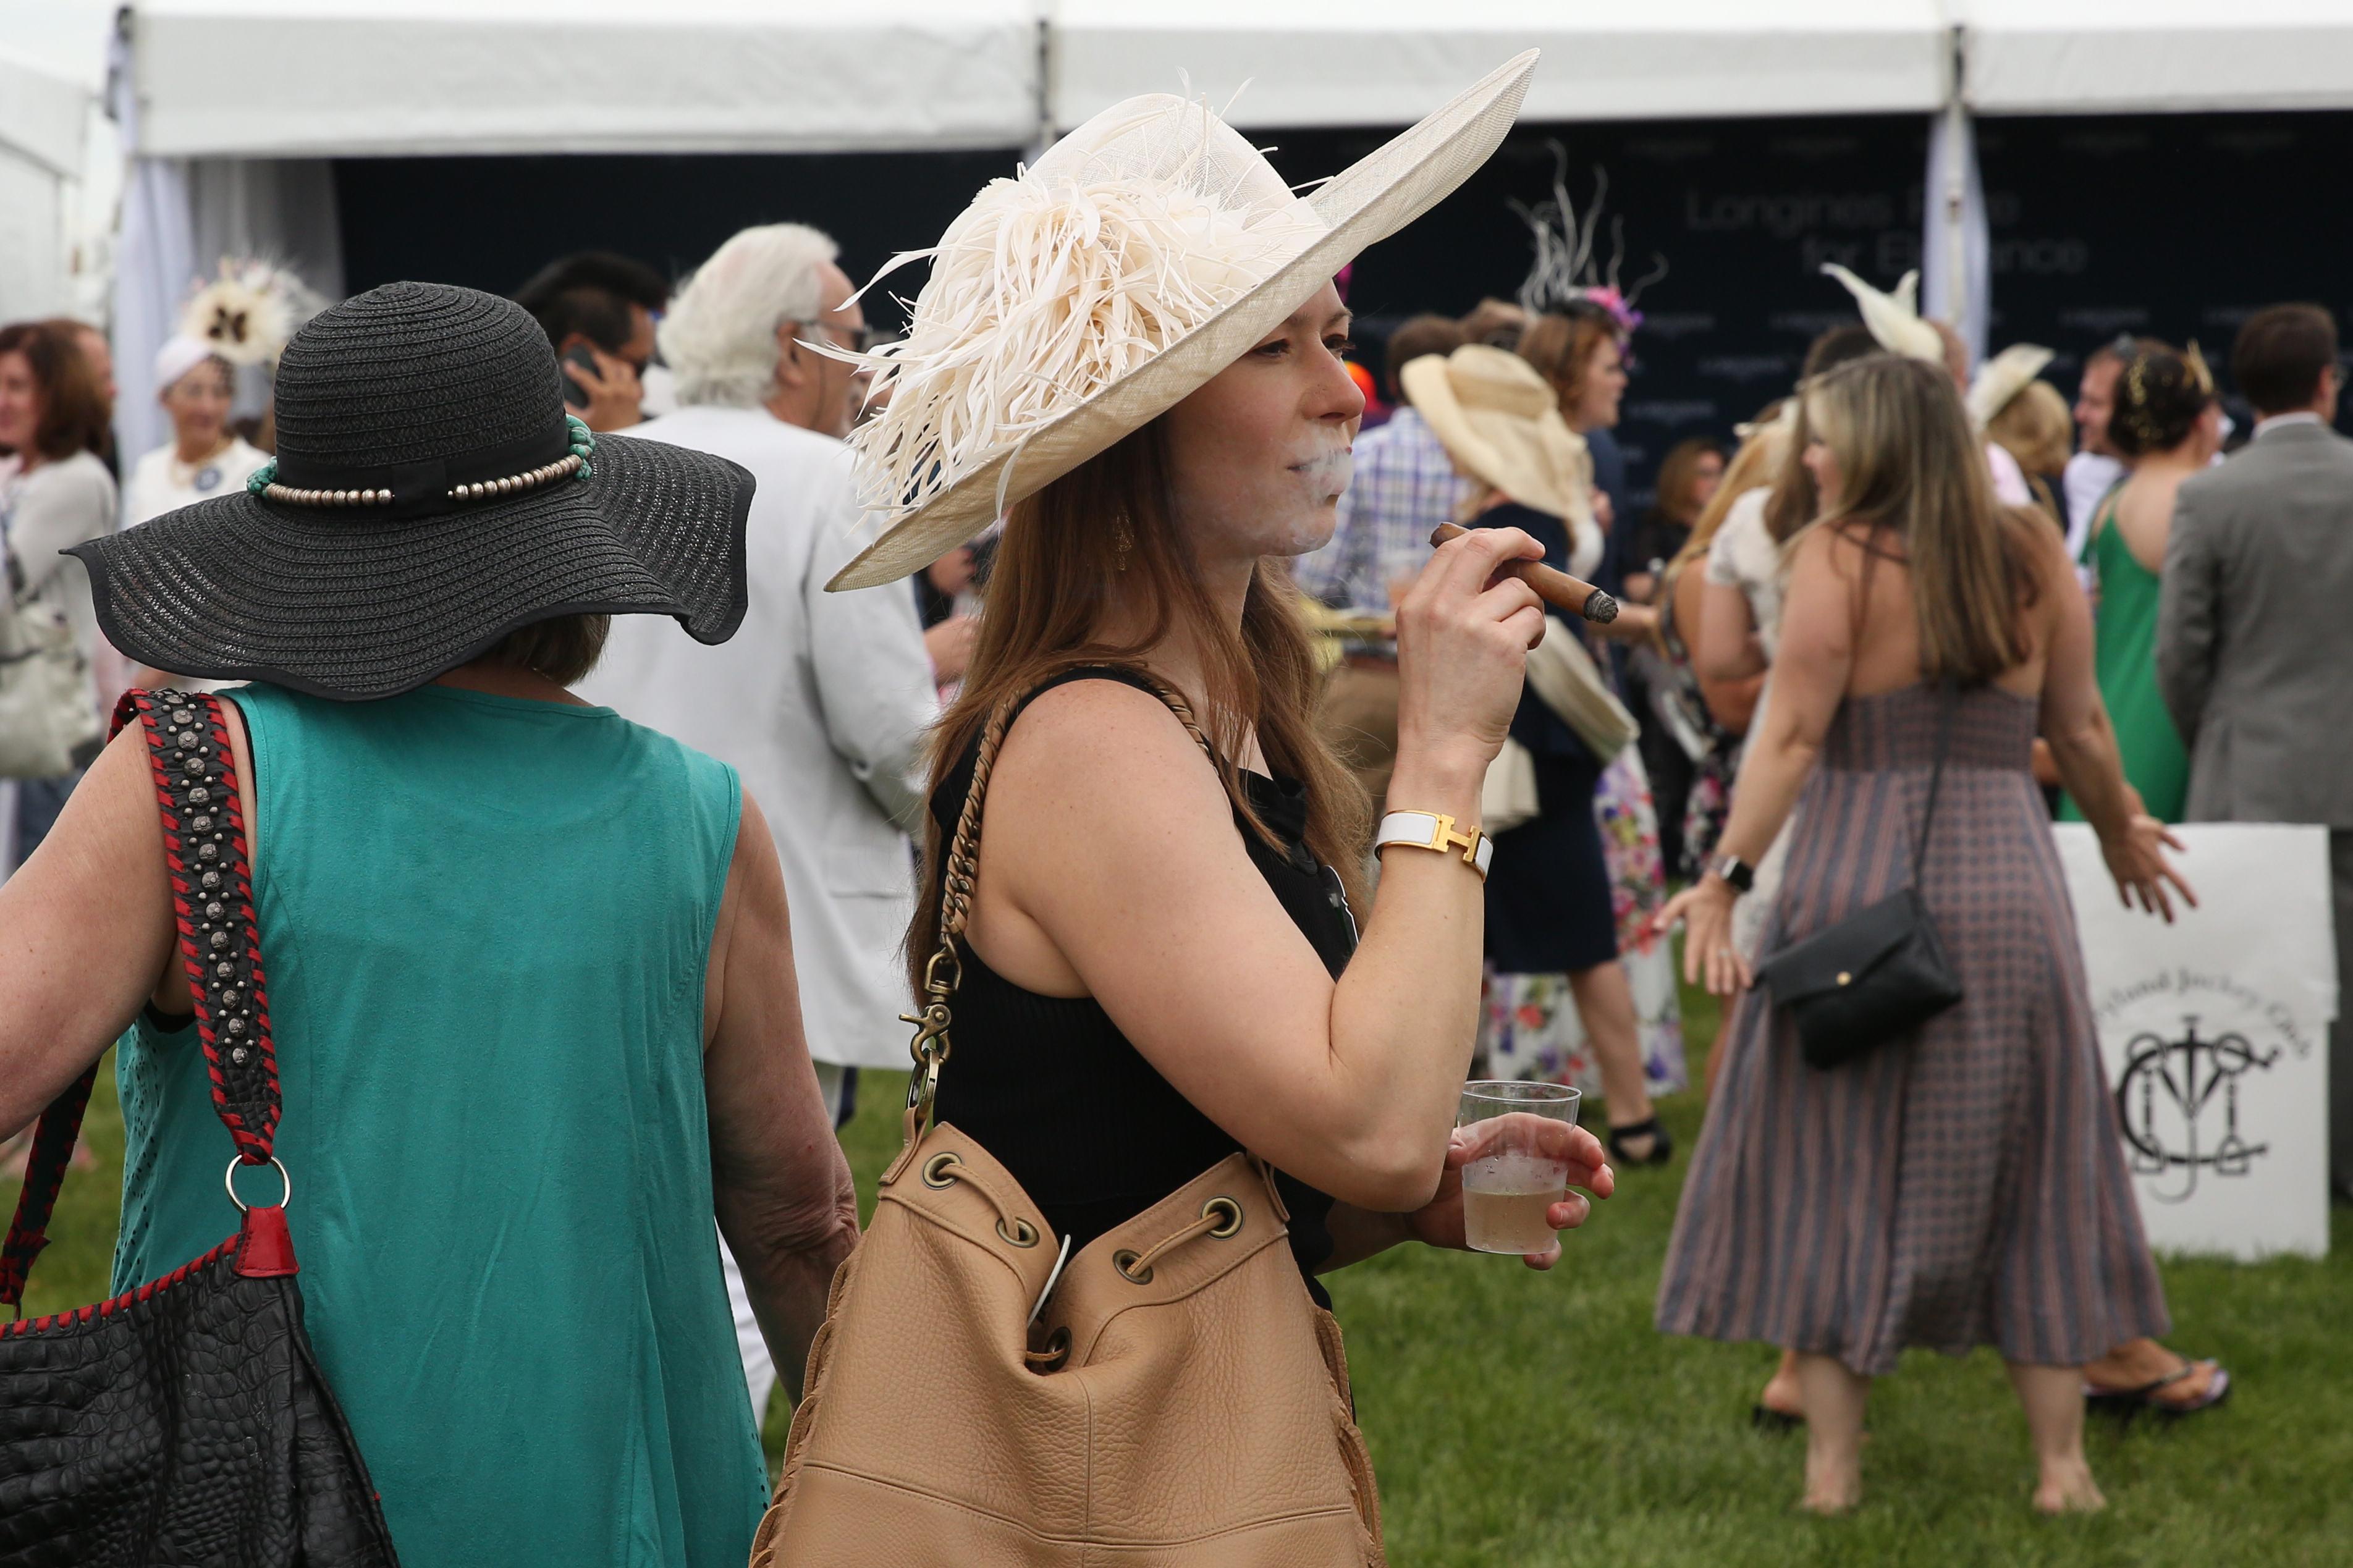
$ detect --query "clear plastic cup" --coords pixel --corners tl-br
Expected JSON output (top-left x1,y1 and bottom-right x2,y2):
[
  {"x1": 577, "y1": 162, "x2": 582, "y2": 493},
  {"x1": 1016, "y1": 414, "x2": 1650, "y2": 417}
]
[{"x1": 1456, "y1": 1081, "x2": 1581, "y2": 1255}]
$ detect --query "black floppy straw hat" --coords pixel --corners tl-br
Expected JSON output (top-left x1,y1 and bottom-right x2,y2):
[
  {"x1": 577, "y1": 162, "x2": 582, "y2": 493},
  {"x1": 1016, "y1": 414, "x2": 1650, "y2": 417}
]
[{"x1": 71, "y1": 282, "x2": 754, "y2": 701}]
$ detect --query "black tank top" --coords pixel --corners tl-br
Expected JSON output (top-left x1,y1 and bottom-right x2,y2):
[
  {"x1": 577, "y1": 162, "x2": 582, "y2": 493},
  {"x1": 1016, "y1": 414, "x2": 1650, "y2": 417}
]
[{"x1": 927, "y1": 668, "x2": 1353, "y2": 1299}]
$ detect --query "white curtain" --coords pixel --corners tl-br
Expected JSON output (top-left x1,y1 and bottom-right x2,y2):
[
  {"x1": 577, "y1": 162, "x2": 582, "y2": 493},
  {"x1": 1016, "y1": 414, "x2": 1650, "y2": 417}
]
[
  {"x1": 1919, "y1": 98, "x2": 1989, "y2": 368},
  {"x1": 108, "y1": 25, "x2": 192, "y2": 470},
  {"x1": 108, "y1": 30, "x2": 345, "y2": 468}
]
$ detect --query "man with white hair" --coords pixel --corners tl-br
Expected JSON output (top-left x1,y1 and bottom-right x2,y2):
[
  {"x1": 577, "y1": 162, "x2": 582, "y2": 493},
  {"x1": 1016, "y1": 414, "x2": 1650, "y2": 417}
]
[{"x1": 577, "y1": 222, "x2": 936, "y2": 1424}]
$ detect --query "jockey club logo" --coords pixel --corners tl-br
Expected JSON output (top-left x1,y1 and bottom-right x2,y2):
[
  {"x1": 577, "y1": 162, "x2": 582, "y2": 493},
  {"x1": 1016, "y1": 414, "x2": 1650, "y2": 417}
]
[{"x1": 2114, "y1": 1015, "x2": 2280, "y2": 1204}]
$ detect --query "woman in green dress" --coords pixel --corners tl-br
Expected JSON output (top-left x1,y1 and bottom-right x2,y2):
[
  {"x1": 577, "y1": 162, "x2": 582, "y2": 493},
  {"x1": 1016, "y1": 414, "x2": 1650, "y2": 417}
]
[
  {"x1": 0, "y1": 284, "x2": 860, "y2": 1566},
  {"x1": 2061, "y1": 342, "x2": 2221, "y2": 824}
]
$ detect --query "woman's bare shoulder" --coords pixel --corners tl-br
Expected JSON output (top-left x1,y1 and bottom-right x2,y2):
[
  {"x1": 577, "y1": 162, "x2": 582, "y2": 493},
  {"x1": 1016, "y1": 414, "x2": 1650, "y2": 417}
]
[{"x1": 987, "y1": 677, "x2": 1228, "y2": 827}]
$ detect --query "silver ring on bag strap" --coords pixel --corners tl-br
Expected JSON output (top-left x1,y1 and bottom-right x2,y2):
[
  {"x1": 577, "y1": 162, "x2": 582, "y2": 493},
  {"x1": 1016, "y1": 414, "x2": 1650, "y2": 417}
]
[{"x1": 224, "y1": 1155, "x2": 292, "y2": 1213}]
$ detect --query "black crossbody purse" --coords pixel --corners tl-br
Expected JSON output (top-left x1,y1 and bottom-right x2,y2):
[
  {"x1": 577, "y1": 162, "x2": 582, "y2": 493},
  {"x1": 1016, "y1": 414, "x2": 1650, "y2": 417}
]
[
  {"x1": 0, "y1": 691, "x2": 399, "y2": 1567},
  {"x1": 1755, "y1": 680, "x2": 1963, "y2": 1070}
]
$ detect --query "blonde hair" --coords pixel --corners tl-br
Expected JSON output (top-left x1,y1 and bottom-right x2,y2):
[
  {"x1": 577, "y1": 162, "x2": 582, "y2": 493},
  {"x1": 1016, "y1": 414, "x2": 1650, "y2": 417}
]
[
  {"x1": 1986, "y1": 378, "x2": 2073, "y2": 478},
  {"x1": 1800, "y1": 356, "x2": 2038, "y2": 685}
]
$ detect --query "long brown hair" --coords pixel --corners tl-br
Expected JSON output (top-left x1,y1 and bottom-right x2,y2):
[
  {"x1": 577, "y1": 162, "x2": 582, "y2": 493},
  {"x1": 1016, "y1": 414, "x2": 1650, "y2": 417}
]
[
  {"x1": 0, "y1": 320, "x2": 111, "y2": 461},
  {"x1": 907, "y1": 421, "x2": 1373, "y2": 997},
  {"x1": 1801, "y1": 356, "x2": 2038, "y2": 685}
]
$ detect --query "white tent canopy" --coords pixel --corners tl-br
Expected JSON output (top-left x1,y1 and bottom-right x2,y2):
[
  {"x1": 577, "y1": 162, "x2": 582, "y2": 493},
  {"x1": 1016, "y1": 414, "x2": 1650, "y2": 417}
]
[
  {"x1": 131, "y1": 0, "x2": 1044, "y2": 157},
  {"x1": 110, "y1": 1, "x2": 2353, "y2": 160},
  {"x1": 1964, "y1": 0, "x2": 2353, "y2": 116},
  {"x1": 1052, "y1": 1, "x2": 1952, "y2": 130}
]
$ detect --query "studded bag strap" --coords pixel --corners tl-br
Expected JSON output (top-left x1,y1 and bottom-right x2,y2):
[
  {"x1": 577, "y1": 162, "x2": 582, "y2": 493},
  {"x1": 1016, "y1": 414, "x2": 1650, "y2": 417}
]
[{"x1": 0, "y1": 690, "x2": 279, "y2": 1312}]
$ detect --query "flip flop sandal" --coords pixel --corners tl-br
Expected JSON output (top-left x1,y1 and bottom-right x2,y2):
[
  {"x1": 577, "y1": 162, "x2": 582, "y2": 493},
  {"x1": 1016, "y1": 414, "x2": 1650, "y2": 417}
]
[{"x1": 2085, "y1": 1360, "x2": 2232, "y2": 1420}]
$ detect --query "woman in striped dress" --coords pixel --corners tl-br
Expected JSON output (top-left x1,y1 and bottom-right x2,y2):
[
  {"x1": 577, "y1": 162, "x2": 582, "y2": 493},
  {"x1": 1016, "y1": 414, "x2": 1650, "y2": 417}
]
[{"x1": 1654, "y1": 357, "x2": 2192, "y2": 1515}]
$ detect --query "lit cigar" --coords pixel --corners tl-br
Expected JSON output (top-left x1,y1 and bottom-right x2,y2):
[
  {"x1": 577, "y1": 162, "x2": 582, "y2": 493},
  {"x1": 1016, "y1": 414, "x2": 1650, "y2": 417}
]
[{"x1": 1429, "y1": 523, "x2": 1620, "y2": 624}]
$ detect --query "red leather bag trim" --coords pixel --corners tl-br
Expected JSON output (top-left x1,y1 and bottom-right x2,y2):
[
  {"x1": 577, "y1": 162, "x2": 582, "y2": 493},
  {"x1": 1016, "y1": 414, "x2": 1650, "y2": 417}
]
[{"x1": 234, "y1": 1204, "x2": 300, "y2": 1278}]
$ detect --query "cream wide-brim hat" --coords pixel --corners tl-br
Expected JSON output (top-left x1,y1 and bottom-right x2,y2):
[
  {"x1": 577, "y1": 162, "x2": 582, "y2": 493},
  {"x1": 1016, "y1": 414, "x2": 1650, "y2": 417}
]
[
  {"x1": 1400, "y1": 343, "x2": 1594, "y2": 529},
  {"x1": 1966, "y1": 342, "x2": 2056, "y2": 428},
  {"x1": 826, "y1": 51, "x2": 1539, "y2": 591}
]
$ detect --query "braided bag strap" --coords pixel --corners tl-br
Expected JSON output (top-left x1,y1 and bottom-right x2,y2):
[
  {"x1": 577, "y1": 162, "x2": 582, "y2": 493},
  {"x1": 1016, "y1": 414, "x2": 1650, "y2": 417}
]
[{"x1": 0, "y1": 691, "x2": 281, "y2": 1310}]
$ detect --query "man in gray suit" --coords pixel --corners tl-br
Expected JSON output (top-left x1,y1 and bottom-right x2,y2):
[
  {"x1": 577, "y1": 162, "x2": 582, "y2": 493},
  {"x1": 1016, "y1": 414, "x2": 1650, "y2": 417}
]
[{"x1": 2158, "y1": 302, "x2": 2352, "y2": 1200}]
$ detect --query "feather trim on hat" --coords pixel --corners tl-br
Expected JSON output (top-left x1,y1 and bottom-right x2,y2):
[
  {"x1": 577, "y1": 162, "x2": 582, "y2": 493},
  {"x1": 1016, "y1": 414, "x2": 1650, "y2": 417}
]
[
  {"x1": 827, "y1": 97, "x2": 1325, "y2": 523},
  {"x1": 1512, "y1": 144, "x2": 1664, "y2": 332},
  {"x1": 179, "y1": 258, "x2": 323, "y2": 367},
  {"x1": 1819, "y1": 263, "x2": 1944, "y2": 365}
]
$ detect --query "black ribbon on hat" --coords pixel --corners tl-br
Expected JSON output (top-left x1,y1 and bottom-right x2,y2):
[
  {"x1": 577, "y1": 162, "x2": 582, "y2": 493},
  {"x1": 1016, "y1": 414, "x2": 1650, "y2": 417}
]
[{"x1": 268, "y1": 419, "x2": 578, "y2": 519}]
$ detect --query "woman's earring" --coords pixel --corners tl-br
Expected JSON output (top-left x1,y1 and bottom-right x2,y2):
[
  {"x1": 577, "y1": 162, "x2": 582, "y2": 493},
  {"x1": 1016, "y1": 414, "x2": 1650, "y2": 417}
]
[{"x1": 1112, "y1": 513, "x2": 1134, "y2": 572}]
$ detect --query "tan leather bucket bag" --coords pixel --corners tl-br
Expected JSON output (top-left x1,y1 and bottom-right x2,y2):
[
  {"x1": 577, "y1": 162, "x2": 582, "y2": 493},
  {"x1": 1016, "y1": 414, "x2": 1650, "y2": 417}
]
[{"x1": 752, "y1": 677, "x2": 1385, "y2": 1567}]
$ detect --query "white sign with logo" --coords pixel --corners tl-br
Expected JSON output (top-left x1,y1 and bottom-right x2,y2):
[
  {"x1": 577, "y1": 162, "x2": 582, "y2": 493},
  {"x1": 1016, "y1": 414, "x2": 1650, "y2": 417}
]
[{"x1": 2052, "y1": 823, "x2": 2335, "y2": 1260}]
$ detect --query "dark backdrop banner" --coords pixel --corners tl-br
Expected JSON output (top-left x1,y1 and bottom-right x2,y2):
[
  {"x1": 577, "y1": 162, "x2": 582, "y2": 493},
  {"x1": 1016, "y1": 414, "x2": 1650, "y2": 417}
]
[{"x1": 337, "y1": 109, "x2": 2353, "y2": 507}]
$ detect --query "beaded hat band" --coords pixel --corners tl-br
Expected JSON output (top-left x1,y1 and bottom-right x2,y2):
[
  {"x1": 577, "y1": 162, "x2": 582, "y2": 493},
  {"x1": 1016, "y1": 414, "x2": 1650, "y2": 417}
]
[
  {"x1": 66, "y1": 282, "x2": 753, "y2": 702},
  {"x1": 247, "y1": 415, "x2": 598, "y2": 512}
]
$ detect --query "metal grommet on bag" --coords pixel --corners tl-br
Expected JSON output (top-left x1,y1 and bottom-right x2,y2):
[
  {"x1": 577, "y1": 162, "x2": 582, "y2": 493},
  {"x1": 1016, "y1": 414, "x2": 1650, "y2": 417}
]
[
  {"x1": 1201, "y1": 1197, "x2": 1243, "y2": 1239},
  {"x1": 1113, "y1": 1249, "x2": 1154, "y2": 1285},
  {"x1": 997, "y1": 1216, "x2": 1039, "y2": 1247},
  {"x1": 1025, "y1": 1324, "x2": 1071, "y2": 1374},
  {"x1": 921, "y1": 1152, "x2": 961, "y2": 1189},
  {"x1": 224, "y1": 1155, "x2": 292, "y2": 1213}
]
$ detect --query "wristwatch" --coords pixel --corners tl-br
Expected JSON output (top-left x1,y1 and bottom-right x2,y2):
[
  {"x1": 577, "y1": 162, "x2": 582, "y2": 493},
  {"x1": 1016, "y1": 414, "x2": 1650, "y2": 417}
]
[{"x1": 1708, "y1": 852, "x2": 1755, "y2": 895}]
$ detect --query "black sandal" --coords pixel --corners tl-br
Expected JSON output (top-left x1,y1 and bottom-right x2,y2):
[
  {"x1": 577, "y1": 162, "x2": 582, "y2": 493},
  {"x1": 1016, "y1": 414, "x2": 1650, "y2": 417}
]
[
  {"x1": 1750, "y1": 1403, "x2": 1802, "y2": 1434},
  {"x1": 1607, "y1": 1116, "x2": 1673, "y2": 1166}
]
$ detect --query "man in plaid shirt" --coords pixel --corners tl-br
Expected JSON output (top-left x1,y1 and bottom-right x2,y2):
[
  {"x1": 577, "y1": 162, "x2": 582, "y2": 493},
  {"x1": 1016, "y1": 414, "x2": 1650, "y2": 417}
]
[
  {"x1": 1291, "y1": 314, "x2": 1472, "y2": 802},
  {"x1": 1293, "y1": 314, "x2": 1475, "y2": 613}
]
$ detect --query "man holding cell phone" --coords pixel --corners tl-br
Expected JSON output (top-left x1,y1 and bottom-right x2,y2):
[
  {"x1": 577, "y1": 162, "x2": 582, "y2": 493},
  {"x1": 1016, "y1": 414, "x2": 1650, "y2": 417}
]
[{"x1": 514, "y1": 251, "x2": 669, "y2": 432}]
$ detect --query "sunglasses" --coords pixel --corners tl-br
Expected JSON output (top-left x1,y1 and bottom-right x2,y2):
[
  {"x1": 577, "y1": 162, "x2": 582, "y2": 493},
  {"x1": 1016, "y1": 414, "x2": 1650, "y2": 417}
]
[{"x1": 795, "y1": 319, "x2": 893, "y2": 355}]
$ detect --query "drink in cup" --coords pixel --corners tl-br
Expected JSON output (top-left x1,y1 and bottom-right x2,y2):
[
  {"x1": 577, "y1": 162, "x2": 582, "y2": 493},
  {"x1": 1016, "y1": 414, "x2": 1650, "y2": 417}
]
[{"x1": 1456, "y1": 1081, "x2": 1581, "y2": 1255}]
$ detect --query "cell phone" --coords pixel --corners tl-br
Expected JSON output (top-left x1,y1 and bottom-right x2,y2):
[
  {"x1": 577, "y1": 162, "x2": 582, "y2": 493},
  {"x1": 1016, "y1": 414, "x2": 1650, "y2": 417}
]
[{"x1": 561, "y1": 344, "x2": 599, "y2": 411}]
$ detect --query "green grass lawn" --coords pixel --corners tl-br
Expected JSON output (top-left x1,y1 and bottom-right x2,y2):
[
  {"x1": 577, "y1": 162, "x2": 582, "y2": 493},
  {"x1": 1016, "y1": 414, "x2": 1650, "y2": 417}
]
[{"x1": 27, "y1": 984, "x2": 2352, "y2": 1566}]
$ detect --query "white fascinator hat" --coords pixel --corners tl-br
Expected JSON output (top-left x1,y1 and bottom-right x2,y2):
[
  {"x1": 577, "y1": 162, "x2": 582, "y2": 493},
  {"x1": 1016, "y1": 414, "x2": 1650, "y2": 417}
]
[
  {"x1": 1819, "y1": 263, "x2": 1945, "y2": 366},
  {"x1": 825, "y1": 51, "x2": 1540, "y2": 591}
]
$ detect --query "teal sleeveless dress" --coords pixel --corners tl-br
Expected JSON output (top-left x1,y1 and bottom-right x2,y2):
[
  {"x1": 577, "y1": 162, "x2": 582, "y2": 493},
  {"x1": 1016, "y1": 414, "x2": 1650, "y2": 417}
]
[{"x1": 111, "y1": 683, "x2": 767, "y2": 1567}]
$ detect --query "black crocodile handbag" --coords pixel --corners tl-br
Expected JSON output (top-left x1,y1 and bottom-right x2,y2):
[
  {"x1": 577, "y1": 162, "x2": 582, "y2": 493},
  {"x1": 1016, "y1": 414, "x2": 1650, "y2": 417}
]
[
  {"x1": 1757, "y1": 680, "x2": 1963, "y2": 1070},
  {"x1": 0, "y1": 691, "x2": 400, "y2": 1567}
]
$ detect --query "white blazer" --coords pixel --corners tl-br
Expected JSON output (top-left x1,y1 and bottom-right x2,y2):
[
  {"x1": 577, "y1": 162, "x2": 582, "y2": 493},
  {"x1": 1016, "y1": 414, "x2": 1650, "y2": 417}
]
[{"x1": 581, "y1": 406, "x2": 937, "y2": 1069}]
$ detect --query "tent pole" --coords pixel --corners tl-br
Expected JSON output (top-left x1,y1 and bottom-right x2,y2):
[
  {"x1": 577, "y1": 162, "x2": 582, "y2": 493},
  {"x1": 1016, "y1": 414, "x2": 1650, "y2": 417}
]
[
  {"x1": 1028, "y1": 7, "x2": 1055, "y2": 163},
  {"x1": 1942, "y1": 26, "x2": 1967, "y2": 331}
]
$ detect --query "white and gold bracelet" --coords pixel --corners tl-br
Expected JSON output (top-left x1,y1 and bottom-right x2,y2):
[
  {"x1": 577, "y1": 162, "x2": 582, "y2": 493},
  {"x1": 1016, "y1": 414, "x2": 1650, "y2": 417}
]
[{"x1": 1374, "y1": 811, "x2": 1492, "y2": 880}]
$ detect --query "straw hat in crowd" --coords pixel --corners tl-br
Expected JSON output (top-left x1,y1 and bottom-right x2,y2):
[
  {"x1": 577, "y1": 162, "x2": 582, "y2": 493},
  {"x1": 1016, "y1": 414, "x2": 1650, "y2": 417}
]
[{"x1": 1400, "y1": 343, "x2": 1596, "y2": 528}]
